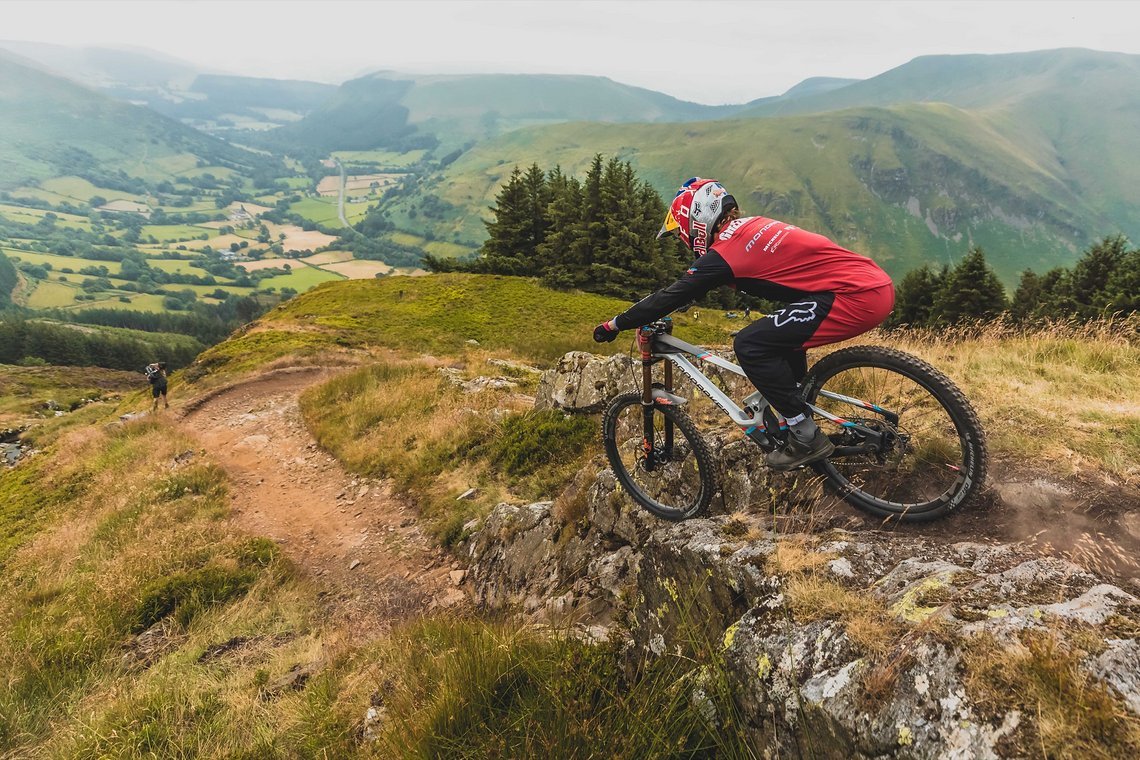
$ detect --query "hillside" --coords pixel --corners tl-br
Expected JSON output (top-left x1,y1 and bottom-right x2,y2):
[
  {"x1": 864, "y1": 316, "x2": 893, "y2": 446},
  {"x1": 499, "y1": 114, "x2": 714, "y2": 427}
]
[
  {"x1": 736, "y1": 48, "x2": 1140, "y2": 243},
  {"x1": 387, "y1": 103, "x2": 1110, "y2": 284},
  {"x1": 0, "y1": 52, "x2": 271, "y2": 188},
  {"x1": 0, "y1": 274, "x2": 1138, "y2": 756}
]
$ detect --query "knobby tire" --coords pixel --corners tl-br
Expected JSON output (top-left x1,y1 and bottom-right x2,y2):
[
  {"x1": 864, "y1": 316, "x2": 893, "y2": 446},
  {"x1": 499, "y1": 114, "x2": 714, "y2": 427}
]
[
  {"x1": 802, "y1": 345, "x2": 988, "y2": 522},
  {"x1": 602, "y1": 392, "x2": 716, "y2": 521}
]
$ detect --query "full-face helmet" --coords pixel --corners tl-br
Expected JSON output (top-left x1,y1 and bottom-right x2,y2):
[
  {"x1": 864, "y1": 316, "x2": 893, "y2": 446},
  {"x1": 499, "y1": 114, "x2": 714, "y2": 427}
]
[{"x1": 657, "y1": 177, "x2": 737, "y2": 256}]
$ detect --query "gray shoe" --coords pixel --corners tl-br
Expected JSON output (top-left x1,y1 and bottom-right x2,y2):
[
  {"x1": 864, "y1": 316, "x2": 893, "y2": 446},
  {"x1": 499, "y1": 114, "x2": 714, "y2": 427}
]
[{"x1": 766, "y1": 429, "x2": 835, "y2": 470}]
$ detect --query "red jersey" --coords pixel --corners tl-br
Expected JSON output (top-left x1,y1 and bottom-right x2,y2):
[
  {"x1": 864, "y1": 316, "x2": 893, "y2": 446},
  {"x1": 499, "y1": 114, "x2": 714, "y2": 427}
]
[{"x1": 710, "y1": 216, "x2": 891, "y2": 295}]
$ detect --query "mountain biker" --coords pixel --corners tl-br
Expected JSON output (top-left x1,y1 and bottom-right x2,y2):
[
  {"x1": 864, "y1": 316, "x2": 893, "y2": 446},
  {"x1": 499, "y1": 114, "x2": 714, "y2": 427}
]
[{"x1": 593, "y1": 177, "x2": 895, "y2": 470}]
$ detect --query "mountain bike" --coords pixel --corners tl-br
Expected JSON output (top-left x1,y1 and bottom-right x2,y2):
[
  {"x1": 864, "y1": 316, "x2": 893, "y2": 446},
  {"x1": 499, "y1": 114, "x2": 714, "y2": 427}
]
[{"x1": 601, "y1": 318, "x2": 987, "y2": 522}]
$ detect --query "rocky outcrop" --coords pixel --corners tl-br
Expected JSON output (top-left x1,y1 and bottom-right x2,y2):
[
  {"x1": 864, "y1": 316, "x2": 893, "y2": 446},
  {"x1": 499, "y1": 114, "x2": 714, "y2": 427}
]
[{"x1": 466, "y1": 351, "x2": 1140, "y2": 757}]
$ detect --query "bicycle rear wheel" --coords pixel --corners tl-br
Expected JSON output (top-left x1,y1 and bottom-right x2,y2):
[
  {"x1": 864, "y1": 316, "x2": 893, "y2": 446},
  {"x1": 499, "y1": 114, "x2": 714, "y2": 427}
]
[
  {"x1": 802, "y1": 346, "x2": 987, "y2": 521},
  {"x1": 602, "y1": 392, "x2": 716, "y2": 521}
]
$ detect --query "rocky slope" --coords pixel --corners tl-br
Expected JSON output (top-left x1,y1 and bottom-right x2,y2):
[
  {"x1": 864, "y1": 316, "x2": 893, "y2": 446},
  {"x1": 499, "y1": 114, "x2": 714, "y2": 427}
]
[{"x1": 463, "y1": 352, "x2": 1140, "y2": 757}]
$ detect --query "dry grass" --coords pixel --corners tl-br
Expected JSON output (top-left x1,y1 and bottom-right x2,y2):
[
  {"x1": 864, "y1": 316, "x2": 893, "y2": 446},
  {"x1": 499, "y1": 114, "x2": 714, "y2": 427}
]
[
  {"x1": 963, "y1": 629, "x2": 1140, "y2": 758},
  {"x1": 299, "y1": 353, "x2": 595, "y2": 543},
  {"x1": 0, "y1": 417, "x2": 364, "y2": 757}
]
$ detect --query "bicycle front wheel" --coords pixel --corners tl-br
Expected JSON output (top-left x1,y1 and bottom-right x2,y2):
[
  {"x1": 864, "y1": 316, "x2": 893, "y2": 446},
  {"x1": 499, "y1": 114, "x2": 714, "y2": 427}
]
[
  {"x1": 802, "y1": 346, "x2": 987, "y2": 522},
  {"x1": 602, "y1": 392, "x2": 716, "y2": 521}
]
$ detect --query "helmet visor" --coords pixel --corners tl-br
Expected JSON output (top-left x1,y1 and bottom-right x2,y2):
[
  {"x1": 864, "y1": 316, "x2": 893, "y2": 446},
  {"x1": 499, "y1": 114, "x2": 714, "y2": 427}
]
[{"x1": 657, "y1": 209, "x2": 681, "y2": 240}]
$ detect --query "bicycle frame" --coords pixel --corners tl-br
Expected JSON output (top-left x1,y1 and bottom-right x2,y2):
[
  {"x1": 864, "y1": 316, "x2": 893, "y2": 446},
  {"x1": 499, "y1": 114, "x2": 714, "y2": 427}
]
[{"x1": 635, "y1": 321, "x2": 897, "y2": 459}]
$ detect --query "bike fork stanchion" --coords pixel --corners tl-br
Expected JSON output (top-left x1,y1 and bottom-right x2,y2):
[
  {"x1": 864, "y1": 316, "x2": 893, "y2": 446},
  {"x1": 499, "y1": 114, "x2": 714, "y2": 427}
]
[
  {"x1": 641, "y1": 357, "x2": 657, "y2": 471},
  {"x1": 663, "y1": 361, "x2": 674, "y2": 452}
]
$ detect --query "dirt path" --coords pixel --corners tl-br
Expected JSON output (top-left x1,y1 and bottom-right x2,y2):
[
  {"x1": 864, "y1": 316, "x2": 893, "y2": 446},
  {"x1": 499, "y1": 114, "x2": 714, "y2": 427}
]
[{"x1": 180, "y1": 368, "x2": 465, "y2": 640}]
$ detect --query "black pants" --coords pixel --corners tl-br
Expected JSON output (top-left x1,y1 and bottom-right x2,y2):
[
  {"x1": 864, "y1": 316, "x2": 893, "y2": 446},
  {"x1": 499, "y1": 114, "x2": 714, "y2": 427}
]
[{"x1": 732, "y1": 294, "x2": 835, "y2": 419}]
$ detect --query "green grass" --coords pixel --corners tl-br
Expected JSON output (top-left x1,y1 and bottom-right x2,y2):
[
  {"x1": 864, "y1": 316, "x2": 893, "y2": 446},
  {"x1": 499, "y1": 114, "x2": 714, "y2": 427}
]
[
  {"x1": 2, "y1": 247, "x2": 121, "y2": 275},
  {"x1": 0, "y1": 420, "x2": 293, "y2": 755},
  {"x1": 256, "y1": 263, "x2": 344, "y2": 291},
  {"x1": 141, "y1": 224, "x2": 217, "y2": 242},
  {"x1": 25, "y1": 278, "x2": 83, "y2": 308},
  {"x1": 143, "y1": 256, "x2": 209, "y2": 275},
  {"x1": 39, "y1": 176, "x2": 145, "y2": 204},
  {"x1": 330, "y1": 149, "x2": 425, "y2": 167},
  {"x1": 289, "y1": 197, "x2": 343, "y2": 226},
  {"x1": 0, "y1": 203, "x2": 93, "y2": 230}
]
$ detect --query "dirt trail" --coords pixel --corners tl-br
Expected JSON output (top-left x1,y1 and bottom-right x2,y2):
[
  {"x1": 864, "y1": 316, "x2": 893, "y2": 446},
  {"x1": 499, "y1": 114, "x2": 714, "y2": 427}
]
[{"x1": 180, "y1": 368, "x2": 465, "y2": 640}]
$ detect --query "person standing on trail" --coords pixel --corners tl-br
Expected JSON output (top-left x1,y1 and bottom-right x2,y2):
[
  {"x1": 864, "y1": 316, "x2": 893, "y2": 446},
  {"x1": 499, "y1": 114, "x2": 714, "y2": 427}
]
[
  {"x1": 145, "y1": 362, "x2": 169, "y2": 412},
  {"x1": 593, "y1": 177, "x2": 894, "y2": 470}
]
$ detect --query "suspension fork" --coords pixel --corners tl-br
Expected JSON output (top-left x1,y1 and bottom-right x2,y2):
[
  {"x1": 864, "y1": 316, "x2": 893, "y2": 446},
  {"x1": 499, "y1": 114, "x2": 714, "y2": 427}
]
[{"x1": 639, "y1": 355, "x2": 676, "y2": 472}]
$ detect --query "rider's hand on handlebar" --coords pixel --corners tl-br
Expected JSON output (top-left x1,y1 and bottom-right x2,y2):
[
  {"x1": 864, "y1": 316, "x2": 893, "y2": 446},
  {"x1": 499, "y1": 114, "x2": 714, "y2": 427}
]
[{"x1": 593, "y1": 320, "x2": 619, "y2": 343}]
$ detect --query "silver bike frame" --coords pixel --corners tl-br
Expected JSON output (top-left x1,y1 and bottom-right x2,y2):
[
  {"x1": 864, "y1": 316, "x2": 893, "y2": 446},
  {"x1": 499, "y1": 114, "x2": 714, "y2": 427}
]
[{"x1": 652, "y1": 333, "x2": 877, "y2": 435}]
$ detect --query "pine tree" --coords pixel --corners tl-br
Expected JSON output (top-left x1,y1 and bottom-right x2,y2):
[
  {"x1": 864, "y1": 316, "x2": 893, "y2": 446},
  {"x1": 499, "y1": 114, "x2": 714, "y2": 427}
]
[
  {"x1": 931, "y1": 247, "x2": 1008, "y2": 325},
  {"x1": 886, "y1": 264, "x2": 947, "y2": 328},
  {"x1": 1010, "y1": 269, "x2": 1044, "y2": 323},
  {"x1": 1070, "y1": 234, "x2": 1129, "y2": 317},
  {"x1": 478, "y1": 166, "x2": 544, "y2": 276},
  {"x1": 538, "y1": 167, "x2": 585, "y2": 290},
  {"x1": 1104, "y1": 245, "x2": 1140, "y2": 314},
  {"x1": 568, "y1": 155, "x2": 606, "y2": 290}
]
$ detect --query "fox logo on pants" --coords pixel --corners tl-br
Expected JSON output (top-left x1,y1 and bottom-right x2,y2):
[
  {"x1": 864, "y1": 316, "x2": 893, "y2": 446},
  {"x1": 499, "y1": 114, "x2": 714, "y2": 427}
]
[{"x1": 773, "y1": 301, "x2": 818, "y2": 327}]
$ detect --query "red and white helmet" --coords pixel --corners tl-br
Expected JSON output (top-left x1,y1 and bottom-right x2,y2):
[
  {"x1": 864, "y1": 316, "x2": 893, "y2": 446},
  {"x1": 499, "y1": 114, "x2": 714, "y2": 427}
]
[{"x1": 658, "y1": 177, "x2": 736, "y2": 256}]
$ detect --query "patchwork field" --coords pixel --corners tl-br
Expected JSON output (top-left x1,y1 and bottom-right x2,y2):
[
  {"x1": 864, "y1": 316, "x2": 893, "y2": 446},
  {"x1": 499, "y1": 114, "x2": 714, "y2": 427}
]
[{"x1": 1, "y1": 151, "x2": 446, "y2": 318}]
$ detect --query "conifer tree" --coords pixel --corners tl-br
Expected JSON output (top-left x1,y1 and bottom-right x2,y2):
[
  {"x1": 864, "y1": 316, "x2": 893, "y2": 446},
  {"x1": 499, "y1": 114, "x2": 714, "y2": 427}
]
[
  {"x1": 538, "y1": 166, "x2": 585, "y2": 290},
  {"x1": 478, "y1": 166, "x2": 543, "y2": 276},
  {"x1": 1070, "y1": 234, "x2": 1129, "y2": 317},
  {"x1": 1104, "y1": 245, "x2": 1140, "y2": 314},
  {"x1": 931, "y1": 247, "x2": 1008, "y2": 324},
  {"x1": 886, "y1": 264, "x2": 947, "y2": 328},
  {"x1": 1010, "y1": 269, "x2": 1045, "y2": 323}
]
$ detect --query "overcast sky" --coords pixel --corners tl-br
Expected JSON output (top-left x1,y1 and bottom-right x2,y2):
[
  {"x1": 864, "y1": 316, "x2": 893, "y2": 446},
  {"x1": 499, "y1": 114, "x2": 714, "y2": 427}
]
[{"x1": 4, "y1": 0, "x2": 1139, "y2": 104}]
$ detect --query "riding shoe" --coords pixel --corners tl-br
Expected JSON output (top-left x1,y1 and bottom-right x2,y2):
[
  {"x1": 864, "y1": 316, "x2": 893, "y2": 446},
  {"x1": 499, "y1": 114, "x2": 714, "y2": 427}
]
[{"x1": 766, "y1": 429, "x2": 835, "y2": 471}]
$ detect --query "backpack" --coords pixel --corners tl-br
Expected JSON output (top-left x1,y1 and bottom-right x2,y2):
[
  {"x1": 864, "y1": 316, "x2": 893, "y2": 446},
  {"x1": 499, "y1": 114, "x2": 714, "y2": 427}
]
[{"x1": 144, "y1": 364, "x2": 161, "y2": 383}]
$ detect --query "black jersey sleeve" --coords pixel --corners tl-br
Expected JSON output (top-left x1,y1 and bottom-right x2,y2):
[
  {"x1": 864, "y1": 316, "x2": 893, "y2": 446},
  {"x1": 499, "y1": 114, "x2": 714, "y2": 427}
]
[{"x1": 613, "y1": 251, "x2": 734, "y2": 330}]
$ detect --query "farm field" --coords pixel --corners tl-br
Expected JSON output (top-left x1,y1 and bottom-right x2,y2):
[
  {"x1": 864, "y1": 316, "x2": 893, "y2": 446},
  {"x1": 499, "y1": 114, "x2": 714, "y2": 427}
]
[
  {"x1": 302, "y1": 250, "x2": 354, "y2": 265},
  {"x1": 42, "y1": 176, "x2": 148, "y2": 204},
  {"x1": 0, "y1": 204, "x2": 93, "y2": 230},
  {"x1": 331, "y1": 149, "x2": 426, "y2": 167},
  {"x1": 255, "y1": 262, "x2": 344, "y2": 290},
  {"x1": 2, "y1": 248, "x2": 121, "y2": 275},
  {"x1": 141, "y1": 224, "x2": 216, "y2": 242},
  {"x1": 236, "y1": 259, "x2": 294, "y2": 272},
  {"x1": 0, "y1": 148, "x2": 451, "y2": 321},
  {"x1": 289, "y1": 197, "x2": 342, "y2": 225},
  {"x1": 322, "y1": 260, "x2": 392, "y2": 278},
  {"x1": 388, "y1": 231, "x2": 473, "y2": 259},
  {"x1": 316, "y1": 173, "x2": 401, "y2": 197},
  {"x1": 142, "y1": 257, "x2": 209, "y2": 275}
]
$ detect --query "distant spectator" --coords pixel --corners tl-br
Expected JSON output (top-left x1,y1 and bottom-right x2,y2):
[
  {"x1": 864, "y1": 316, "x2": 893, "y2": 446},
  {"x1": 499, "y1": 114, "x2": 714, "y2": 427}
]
[{"x1": 145, "y1": 362, "x2": 169, "y2": 412}]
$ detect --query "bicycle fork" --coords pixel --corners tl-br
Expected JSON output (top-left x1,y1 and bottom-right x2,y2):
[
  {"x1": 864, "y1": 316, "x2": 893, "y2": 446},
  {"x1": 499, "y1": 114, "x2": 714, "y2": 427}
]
[{"x1": 640, "y1": 358, "x2": 673, "y2": 471}]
